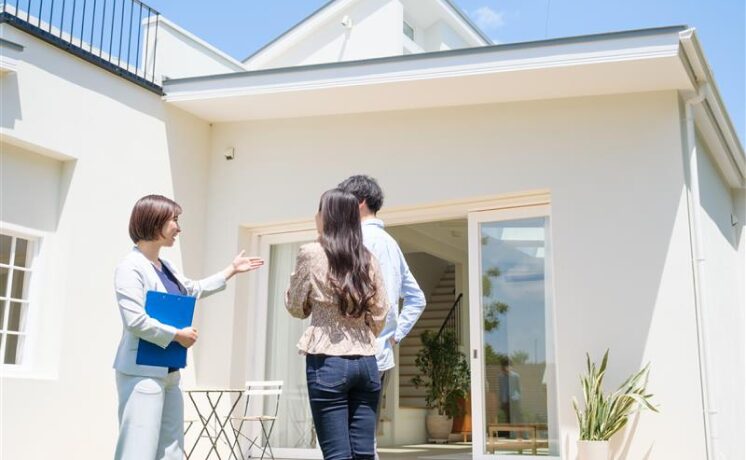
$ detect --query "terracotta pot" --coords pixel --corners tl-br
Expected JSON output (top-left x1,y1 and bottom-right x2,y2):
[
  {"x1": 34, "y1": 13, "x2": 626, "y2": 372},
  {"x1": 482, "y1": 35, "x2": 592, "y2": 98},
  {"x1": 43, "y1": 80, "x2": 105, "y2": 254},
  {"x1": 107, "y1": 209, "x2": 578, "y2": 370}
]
[
  {"x1": 577, "y1": 440, "x2": 609, "y2": 460},
  {"x1": 426, "y1": 411, "x2": 453, "y2": 441},
  {"x1": 452, "y1": 396, "x2": 472, "y2": 433}
]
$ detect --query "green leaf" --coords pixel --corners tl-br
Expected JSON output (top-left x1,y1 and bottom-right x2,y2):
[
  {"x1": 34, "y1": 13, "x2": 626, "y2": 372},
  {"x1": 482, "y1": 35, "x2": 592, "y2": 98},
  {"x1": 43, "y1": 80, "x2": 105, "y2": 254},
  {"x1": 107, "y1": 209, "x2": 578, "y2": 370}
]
[{"x1": 573, "y1": 350, "x2": 658, "y2": 441}]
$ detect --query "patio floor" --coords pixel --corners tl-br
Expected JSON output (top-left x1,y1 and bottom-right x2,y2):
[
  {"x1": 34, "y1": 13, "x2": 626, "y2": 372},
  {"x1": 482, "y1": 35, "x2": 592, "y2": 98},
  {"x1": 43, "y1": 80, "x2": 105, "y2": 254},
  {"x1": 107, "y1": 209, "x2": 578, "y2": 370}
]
[{"x1": 379, "y1": 443, "x2": 472, "y2": 460}]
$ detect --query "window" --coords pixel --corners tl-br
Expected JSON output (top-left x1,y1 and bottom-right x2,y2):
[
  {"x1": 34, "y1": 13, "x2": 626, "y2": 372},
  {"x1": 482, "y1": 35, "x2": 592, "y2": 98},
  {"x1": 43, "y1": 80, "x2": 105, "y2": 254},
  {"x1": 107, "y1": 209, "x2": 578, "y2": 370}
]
[
  {"x1": 403, "y1": 21, "x2": 415, "y2": 41},
  {"x1": 0, "y1": 233, "x2": 35, "y2": 365}
]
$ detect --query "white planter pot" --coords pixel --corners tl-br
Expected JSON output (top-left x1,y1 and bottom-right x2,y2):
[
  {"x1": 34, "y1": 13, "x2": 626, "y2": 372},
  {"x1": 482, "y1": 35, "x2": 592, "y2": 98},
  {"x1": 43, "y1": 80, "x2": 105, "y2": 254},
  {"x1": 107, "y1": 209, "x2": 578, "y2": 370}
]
[
  {"x1": 577, "y1": 440, "x2": 609, "y2": 460},
  {"x1": 426, "y1": 411, "x2": 453, "y2": 442}
]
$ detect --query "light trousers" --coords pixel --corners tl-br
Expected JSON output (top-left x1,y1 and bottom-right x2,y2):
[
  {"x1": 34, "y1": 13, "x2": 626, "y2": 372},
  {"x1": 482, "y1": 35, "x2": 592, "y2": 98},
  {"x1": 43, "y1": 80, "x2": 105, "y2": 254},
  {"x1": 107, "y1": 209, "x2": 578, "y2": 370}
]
[
  {"x1": 373, "y1": 370, "x2": 392, "y2": 460},
  {"x1": 115, "y1": 371, "x2": 184, "y2": 460}
]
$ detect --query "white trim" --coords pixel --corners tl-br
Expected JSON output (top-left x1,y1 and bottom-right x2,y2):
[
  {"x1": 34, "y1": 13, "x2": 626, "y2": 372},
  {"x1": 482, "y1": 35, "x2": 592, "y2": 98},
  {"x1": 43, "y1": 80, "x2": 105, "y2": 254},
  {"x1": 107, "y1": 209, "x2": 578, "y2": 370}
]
[
  {"x1": 0, "y1": 226, "x2": 41, "y2": 371},
  {"x1": 679, "y1": 29, "x2": 746, "y2": 188},
  {"x1": 467, "y1": 205, "x2": 560, "y2": 460},
  {"x1": 240, "y1": 190, "x2": 551, "y2": 235},
  {"x1": 166, "y1": 44, "x2": 680, "y2": 102}
]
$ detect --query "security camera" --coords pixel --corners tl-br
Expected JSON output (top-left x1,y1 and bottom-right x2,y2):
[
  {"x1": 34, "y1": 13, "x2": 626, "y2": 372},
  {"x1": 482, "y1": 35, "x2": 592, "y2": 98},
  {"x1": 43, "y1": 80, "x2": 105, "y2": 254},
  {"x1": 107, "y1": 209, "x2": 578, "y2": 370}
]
[
  {"x1": 224, "y1": 147, "x2": 235, "y2": 160},
  {"x1": 341, "y1": 15, "x2": 353, "y2": 29}
]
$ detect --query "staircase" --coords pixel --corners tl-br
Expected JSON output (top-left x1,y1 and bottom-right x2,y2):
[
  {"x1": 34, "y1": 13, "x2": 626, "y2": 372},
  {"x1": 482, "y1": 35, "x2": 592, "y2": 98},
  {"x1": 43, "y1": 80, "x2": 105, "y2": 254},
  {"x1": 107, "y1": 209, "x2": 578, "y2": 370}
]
[{"x1": 398, "y1": 264, "x2": 457, "y2": 408}]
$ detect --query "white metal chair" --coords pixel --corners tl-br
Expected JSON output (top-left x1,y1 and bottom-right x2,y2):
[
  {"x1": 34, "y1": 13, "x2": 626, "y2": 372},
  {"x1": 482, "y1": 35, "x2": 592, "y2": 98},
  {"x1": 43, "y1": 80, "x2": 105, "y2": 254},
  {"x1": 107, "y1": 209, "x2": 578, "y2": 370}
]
[{"x1": 230, "y1": 381, "x2": 283, "y2": 460}]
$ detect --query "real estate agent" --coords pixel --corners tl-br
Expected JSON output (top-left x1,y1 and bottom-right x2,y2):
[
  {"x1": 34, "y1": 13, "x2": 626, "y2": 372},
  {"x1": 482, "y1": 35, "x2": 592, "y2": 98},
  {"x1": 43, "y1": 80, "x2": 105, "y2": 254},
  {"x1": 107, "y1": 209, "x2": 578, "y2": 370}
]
[{"x1": 113, "y1": 194, "x2": 263, "y2": 460}]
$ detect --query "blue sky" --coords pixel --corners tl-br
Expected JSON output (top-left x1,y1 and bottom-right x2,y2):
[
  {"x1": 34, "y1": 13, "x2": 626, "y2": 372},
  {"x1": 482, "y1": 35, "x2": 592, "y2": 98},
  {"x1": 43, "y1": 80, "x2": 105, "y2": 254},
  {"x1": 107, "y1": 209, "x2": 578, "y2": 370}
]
[{"x1": 146, "y1": 0, "x2": 744, "y2": 144}]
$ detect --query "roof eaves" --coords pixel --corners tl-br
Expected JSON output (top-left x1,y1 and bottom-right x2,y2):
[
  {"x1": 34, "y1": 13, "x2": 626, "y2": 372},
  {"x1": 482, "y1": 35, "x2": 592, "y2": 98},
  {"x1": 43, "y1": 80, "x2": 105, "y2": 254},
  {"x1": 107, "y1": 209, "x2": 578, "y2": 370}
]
[{"x1": 172, "y1": 24, "x2": 688, "y2": 88}]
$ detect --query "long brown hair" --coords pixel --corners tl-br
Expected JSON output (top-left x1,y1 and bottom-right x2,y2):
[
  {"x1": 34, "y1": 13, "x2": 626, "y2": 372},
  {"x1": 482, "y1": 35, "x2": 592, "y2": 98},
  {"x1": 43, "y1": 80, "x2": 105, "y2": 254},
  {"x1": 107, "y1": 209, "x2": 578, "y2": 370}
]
[{"x1": 317, "y1": 188, "x2": 377, "y2": 318}]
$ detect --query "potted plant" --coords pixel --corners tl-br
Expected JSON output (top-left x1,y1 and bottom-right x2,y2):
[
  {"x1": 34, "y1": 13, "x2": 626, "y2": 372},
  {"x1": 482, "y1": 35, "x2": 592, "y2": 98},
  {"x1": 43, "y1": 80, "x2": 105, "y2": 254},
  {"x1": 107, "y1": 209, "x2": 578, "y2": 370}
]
[
  {"x1": 411, "y1": 329, "x2": 470, "y2": 442},
  {"x1": 572, "y1": 350, "x2": 658, "y2": 460}
]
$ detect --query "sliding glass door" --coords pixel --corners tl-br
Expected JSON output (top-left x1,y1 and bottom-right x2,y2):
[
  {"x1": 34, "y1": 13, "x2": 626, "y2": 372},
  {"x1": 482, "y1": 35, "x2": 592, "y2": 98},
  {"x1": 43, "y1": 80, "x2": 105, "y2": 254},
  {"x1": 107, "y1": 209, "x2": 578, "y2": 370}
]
[
  {"x1": 254, "y1": 231, "x2": 322, "y2": 459},
  {"x1": 468, "y1": 206, "x2": 559, "y2": 459}
]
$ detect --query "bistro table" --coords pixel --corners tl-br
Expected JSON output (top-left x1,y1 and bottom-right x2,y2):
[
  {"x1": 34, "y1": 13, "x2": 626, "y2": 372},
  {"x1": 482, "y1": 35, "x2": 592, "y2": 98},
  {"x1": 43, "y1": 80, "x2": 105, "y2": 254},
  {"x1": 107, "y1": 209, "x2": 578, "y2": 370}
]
[{"x1": 184, "y1": 388, "x2": 245, "y2": 460}]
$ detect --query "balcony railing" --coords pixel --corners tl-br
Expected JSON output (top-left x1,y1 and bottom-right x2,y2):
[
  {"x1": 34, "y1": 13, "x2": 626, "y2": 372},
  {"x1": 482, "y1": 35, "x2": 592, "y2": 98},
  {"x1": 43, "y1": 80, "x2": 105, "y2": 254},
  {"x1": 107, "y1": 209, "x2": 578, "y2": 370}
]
[{"x1": 1, "y1": 0, "x2": 161, "y2": 92}]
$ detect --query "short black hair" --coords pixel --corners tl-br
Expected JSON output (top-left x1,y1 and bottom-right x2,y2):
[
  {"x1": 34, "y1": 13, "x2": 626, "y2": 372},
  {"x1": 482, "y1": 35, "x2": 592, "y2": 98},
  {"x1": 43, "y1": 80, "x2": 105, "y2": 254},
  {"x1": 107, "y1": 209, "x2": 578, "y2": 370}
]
[{"x1": 337, "y1": 175, "x2": 384, "y2": 214}]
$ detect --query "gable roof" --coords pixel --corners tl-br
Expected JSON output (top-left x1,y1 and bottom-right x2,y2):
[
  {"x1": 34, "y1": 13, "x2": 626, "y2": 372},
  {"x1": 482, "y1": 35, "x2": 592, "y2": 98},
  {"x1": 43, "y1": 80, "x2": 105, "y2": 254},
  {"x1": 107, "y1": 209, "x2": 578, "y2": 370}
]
[{"x1": 241, "y1": 0, "x2": 491, "y2": 65}]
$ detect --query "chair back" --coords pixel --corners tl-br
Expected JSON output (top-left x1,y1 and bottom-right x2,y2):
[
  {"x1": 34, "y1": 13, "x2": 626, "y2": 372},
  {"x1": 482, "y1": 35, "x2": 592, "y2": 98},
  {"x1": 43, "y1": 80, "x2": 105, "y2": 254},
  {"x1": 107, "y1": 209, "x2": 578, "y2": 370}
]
[{"x1": 244, "y1": 380, "x2": 283, "y2": 417}]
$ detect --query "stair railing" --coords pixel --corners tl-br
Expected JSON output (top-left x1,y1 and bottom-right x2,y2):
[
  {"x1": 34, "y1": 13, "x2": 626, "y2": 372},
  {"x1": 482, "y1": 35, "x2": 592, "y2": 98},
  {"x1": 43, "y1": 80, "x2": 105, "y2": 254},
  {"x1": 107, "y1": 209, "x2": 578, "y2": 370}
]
[{"x1": 436, "y1": 292, "x2": 463, "y2": 344}]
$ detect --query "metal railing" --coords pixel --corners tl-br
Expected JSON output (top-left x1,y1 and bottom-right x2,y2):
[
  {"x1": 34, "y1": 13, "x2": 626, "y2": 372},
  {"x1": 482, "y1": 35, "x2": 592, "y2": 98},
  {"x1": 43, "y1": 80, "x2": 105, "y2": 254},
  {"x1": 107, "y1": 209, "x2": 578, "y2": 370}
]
[
  {"x1": 436, "y1": 292, "x2": 463, "y2": 345},
  {"x1": 1, "y1": 0, "x2": 161, "y2": 91}
]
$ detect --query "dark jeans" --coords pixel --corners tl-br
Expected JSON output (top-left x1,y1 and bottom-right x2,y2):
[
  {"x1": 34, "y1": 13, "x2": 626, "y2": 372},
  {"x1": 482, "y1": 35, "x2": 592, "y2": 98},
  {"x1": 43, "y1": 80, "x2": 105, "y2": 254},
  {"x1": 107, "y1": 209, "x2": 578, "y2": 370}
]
[{"x1": 306, "y1": 354, "x2": 381, "y2": 460}]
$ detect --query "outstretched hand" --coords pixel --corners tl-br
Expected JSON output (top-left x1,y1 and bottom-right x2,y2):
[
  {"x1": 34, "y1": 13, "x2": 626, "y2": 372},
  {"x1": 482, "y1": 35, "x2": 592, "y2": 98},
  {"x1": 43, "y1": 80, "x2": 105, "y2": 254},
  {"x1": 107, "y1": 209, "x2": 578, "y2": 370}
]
[{"x1": 224, "y1": 250, "x2": 264, "y2": 279}]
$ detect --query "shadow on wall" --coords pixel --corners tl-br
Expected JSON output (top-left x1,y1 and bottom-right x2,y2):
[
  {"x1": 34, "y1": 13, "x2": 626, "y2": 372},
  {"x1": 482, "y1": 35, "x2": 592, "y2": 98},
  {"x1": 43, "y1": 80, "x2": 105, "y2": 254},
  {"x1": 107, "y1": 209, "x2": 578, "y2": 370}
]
[
  {"x1": 698, "y1": 147, "x2": 742, "y2": 251},
  {"x1": 1, "y1": 72, "x2": 22, "y2": 129},
  {"x1": 0, "y1": 141, "x2": 77, "y2": 232}
]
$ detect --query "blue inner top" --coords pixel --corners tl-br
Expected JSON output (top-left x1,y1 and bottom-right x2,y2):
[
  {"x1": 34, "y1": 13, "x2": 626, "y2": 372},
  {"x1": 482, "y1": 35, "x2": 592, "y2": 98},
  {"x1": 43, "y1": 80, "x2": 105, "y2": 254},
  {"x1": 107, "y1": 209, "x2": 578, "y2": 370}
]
[{"x1": 154, "y1": 261, "x2": 186, "y2": 373}]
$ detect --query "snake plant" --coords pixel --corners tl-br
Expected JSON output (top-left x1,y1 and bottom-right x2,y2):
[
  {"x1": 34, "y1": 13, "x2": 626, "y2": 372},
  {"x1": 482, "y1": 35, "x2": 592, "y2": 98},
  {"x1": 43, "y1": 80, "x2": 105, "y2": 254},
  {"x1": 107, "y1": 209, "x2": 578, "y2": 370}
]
[{"x1": 572, "y1": 350, "x2": 658, "y2": 441}]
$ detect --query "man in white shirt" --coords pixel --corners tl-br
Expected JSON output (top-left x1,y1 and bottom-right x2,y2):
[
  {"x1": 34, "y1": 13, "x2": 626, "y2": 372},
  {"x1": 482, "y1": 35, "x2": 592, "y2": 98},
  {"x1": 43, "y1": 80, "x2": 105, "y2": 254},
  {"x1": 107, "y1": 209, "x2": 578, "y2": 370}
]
[{"x1": 338, "y1": 175, "x2": 427, "y2": 454}]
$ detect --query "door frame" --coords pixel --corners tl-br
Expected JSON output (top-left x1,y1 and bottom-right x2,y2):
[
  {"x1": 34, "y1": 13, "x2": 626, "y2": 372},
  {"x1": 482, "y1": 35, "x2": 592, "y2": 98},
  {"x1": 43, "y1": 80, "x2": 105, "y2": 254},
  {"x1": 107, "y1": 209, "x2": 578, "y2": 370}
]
[
  {"x1": 238, "y1": 190, "x2": 552, "y2": 456},
  {"x1": 467, "y1": 205, "x2": 560, "y2": 460},
  {"x1": 248, "y1": 229, "x2": 320, "y2": 459}
]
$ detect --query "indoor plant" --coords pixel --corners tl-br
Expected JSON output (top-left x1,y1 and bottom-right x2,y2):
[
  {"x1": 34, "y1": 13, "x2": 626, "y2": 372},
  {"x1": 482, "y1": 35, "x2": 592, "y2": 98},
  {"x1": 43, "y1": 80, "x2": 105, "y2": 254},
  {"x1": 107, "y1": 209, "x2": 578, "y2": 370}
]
[
  {"x1": 411, "y1": 329, "x2": 470, "y2": 442},
  {"x1": 572, "y1": 350, "x2": 658, "y2": 460}
]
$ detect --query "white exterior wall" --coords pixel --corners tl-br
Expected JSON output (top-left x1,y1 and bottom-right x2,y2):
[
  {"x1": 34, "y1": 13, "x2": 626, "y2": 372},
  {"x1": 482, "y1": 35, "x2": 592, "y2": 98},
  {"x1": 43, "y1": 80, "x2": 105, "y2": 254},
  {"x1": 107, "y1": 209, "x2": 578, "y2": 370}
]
[
  {"x1": 424, "y1": 20, "x2": 469, "y2": 51},
  {"x1": 197, "y1": 91, "x2": 710, "y2": 459},
  {"x1": 695, "y1": 137, "x2": 745, "y2": 460},
  {"x1": 0, "y1": 25, "x2": 215, "y2": 460},
  {"x1": 2, "y1": 18, "x2": 742, "y2": 460},
  {"x1": 145, "y1": 18, "x2": 245, "y2": 81},
  {"x1": 247, "y1": 0, "x2": 403, "y2": 70}
]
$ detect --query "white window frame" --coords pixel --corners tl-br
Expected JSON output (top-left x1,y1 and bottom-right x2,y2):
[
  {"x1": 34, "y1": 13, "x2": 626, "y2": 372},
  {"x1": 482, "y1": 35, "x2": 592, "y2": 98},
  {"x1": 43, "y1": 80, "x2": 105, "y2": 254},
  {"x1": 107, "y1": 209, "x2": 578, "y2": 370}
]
[
  {"x1": 0, "y1": 223, "x2": 42, "y2": 370},
  {"x1": 467, "y1": 205, "x2": 561, "y2": 460}
]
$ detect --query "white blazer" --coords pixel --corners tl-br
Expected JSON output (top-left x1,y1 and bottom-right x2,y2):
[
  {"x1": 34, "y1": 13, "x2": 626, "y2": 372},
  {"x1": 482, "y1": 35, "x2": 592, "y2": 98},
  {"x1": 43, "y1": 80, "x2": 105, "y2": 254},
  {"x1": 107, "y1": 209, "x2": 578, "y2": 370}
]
[{"x1": 113, "y1": 247, "x2": 227, "y2": 378}]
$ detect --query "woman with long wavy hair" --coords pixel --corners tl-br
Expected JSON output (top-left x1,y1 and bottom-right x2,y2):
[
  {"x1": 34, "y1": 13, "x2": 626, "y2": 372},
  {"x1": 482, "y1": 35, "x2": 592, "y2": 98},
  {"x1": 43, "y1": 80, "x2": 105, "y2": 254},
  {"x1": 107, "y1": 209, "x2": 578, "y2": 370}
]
[{"x1": 286, "y1": 188, "x2": 389, "y2": 460}]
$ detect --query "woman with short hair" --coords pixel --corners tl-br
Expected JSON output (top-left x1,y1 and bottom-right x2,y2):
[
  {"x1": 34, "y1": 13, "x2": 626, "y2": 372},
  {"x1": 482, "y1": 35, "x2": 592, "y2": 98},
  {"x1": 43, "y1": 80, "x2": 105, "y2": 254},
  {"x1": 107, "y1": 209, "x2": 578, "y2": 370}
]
[
  {"x1": 113, "y1": 194, "x2": 263, "y2": 460},
  {"x1": 286, "y1": 188, "x2": 389, "y2": 460}
]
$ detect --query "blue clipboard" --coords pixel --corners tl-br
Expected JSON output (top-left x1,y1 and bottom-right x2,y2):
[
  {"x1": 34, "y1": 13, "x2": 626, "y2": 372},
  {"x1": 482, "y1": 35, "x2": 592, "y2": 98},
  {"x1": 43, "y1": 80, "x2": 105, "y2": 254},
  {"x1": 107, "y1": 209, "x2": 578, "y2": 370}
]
[{"x1": 136, "y1": 291, "x2": 196, "y2": 369}]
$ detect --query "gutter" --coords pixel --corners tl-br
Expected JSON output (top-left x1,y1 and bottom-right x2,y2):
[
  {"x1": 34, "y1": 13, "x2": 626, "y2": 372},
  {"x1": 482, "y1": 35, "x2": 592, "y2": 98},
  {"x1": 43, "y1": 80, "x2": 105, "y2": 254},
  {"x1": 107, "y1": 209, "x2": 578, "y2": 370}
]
[
  {"x1": 679, "y1": 28, "x2": 746, "y2": 189},
  {"x1": 682, "y1": 84, "x2": 714, "y2": 460},
  {"x1": 678, "y1": 32, "x2": 746, "y2": 456}
]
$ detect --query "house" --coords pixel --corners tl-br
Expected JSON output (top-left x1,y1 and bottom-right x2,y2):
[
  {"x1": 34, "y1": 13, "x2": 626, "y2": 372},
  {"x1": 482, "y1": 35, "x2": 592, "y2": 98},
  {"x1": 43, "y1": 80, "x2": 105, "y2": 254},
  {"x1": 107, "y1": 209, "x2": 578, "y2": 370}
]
[{"x1": 1, "y1": 0, "x2": 744, "y2": 459}]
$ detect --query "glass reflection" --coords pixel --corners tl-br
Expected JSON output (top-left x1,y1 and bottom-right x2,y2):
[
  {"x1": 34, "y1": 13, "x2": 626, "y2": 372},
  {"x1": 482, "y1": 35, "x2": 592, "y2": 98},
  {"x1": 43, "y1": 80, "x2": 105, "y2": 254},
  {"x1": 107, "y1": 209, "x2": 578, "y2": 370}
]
[{"x1": 480, "y1": 217, "x2": 556, "y2": 456}]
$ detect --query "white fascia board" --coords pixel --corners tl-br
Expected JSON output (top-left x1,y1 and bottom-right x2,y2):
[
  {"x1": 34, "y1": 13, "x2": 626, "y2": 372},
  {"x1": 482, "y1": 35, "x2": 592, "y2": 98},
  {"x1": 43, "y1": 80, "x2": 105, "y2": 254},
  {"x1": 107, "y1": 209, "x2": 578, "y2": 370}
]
[
  {"x1": 679, "y1": 28, "x2": 746, "y2": 188},
  {"x1": 144, "y1": 15, "x2": 245, "y2": 71},
  {"x1": 165, "y1": 27, "x2": 683, "y2": 101},
  {"x1": 241, "y1": 0, "x2": 358, "y2": 67}
]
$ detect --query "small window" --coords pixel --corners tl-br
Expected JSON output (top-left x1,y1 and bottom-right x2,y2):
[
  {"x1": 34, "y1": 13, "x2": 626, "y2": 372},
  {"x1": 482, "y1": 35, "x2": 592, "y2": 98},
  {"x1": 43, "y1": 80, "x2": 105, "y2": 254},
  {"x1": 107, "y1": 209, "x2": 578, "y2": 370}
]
[
  {"x1": 403, "y1": 21, "x2": 415, "y2": 41},
  {"x1": 0, "y1": 233, "x2": 35, "y2": 365}
]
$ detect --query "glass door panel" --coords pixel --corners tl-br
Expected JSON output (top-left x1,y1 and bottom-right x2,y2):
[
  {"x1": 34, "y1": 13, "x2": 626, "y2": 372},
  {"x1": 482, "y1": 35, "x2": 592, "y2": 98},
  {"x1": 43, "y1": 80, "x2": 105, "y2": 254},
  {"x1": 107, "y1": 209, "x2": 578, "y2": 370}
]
[
  {"x1": 468, "y1": 208, "x2": 559, "y2": 459},
  {"x1": 256, "y1": 231, "x2": 322, "y2": 459}
]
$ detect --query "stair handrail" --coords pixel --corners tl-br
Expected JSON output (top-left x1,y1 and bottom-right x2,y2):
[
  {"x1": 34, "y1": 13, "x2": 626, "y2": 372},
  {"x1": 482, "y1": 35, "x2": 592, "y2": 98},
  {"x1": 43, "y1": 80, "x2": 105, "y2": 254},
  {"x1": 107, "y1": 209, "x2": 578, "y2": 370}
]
[{"x1": 436, "y1": 292, "x2": 463, "y2": 343}]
